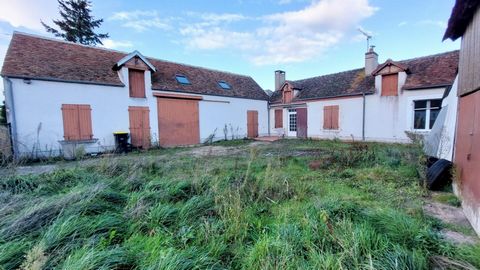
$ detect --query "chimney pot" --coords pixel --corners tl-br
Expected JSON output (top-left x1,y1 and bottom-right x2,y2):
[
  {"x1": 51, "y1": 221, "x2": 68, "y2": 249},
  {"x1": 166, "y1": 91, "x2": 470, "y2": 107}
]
[{"x1": 275, "y1": 70, "x2": 286, "y2": 91}]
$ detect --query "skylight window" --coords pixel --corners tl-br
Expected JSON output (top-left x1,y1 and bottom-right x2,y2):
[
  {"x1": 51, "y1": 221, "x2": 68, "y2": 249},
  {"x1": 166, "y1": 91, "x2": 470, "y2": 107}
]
[
  {"x1": 175, "y1": 75, "x2": 190, "y2": 85},
  {"x1": 218, "y1": 81, "x2": 231, "y2": 90}
]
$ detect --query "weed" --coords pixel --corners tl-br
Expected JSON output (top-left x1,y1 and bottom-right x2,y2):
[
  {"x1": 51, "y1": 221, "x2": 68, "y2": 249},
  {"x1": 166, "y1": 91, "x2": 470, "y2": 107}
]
[{"x1": 0, "y1": 140, "x2": 478, "y2": 269}]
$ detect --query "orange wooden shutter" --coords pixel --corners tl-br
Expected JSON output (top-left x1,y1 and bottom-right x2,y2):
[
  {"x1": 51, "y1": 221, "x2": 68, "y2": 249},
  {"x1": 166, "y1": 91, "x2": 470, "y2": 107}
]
[
  {"x1": 62, "y1": 104, "x2": 80, "y2": 141},
  {"x1": 78, "y1": 105, "x2": 93, "y2": 140},
  {"x1": 129, "y1": 69, "x2": 146, "y2": 98},
  {"x1": 274, "y1": 109, "x2": 283, "y2": 128},
  {"x1": 323, "y1": 105, "x2": 339, "y2": 130},
  {"x1": 331, "y1": 105, "x2": 339, "y2": 130},
  {"x1": 381, "y1": 74, "x2": 398, "y2": 96},
  {"x1": 62, "y1": 104, "x2": 93, "y2": 140},
  {"x1": 323, "y1": 106, "x2": 332, "y2": 129}
]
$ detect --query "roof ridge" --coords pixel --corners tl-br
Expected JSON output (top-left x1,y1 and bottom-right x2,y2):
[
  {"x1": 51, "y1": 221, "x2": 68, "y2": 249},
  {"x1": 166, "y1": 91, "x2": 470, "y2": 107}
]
[
  {"x1": 12, "y1": 31, "x2": 253, "y2": 79},
  {"x1": 397, "y1": 50, "x2": 459, "y2": 63},
  {"x1": 12, "y1": 31, "x2": 128, "y2": 54},
  {"x1": 289, "y1": 50, "x2": 459, "y2": 83},
  {"x1": 291, "y1": 67, "x2": 364, "y2": 83},
  {"x1": 147, "y1": 57, "x2": 252, "y2": 78}
]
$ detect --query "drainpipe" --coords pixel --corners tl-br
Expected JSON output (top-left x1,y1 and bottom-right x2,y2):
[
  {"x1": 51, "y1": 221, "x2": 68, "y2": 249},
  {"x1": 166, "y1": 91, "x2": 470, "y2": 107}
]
[
  {"x1": 267, "y1": 103, "x2": 271, "y2": 136},
  {"x1": 3, "y1": 76, "x2": 18, "y2": 157},
  {"x1": 362, "y1": 93, "x2": 366, "y2": 141}
]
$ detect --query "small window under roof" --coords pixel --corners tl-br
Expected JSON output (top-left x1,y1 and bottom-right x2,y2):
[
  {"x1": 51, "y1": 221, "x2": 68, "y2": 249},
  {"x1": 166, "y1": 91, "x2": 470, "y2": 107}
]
[
  {"x1": 218, "y1": 81, "x2": 231, "y2": 90},
  {"x1": 175, "y1": 75, "x2": 190, "y2": 85}
]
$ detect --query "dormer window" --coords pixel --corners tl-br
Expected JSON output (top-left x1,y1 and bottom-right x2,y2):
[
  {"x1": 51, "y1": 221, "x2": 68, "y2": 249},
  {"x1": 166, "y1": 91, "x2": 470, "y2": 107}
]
[
  {"x1": 175, "y1": 75, "x2": 190, "y2": 85},
  {"x1": 381, "y1": 73, "x2": 398, "y2": 96},
  {"x1": 129, "y1": 69, "x2": 146, "y2": 98},
  {"x1": 283, "y1": 88, "x2": 293, "y2": 103},
  {"x1": 218, "y1": 81, "x2": 231, "y2": 90}
]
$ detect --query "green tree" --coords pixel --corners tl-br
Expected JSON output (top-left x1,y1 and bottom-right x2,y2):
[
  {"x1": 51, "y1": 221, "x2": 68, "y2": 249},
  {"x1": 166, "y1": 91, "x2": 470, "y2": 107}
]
[{"x1": 41, "y1": 0, "x2": 109, "y2": 46}]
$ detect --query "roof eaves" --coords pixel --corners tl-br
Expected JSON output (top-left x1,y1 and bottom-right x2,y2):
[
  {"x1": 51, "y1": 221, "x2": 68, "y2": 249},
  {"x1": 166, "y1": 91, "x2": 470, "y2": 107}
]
[
  {"x1": 294, "y1": 91, "x2": 374, "y2": 102},
  {"x1": 2, "y1": 75, "x2": 125, "y2": 87},
  {"x1": 151, "y1": 88, "x2": 269, "y2": 101},
  {"x1": 371, "y1": 59, "x2": 408, "y2": 76},
  {"x1": 402, "y1": 83, "x2": 452, "y2": 91}
]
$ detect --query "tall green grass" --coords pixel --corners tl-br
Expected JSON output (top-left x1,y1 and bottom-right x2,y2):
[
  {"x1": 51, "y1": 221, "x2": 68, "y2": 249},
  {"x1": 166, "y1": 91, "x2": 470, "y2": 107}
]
[{"x1": 0, "y1": 139, "x2": 478, "y2": 269}]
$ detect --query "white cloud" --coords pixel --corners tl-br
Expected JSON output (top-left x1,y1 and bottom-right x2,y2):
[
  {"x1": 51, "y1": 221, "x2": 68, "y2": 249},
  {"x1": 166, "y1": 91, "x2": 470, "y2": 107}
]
[
  {"x1": 178, "y1": 0, "x2": 377, "y2": 65},
  {"x1": 0, "y1": 0, "x2": 58, "y2": 30},
  {"x1": 418, "y1": 20, "x2": 447, "y2": 29},
  {"x1": 109, "y1": 10, "x2": 171, "y2": 32},
  {"x1": 0, "y1": 43, "x2": 8, "y2": 71},
  {"x1": 398, "y1": 21, "x2": 407, "y2": 27},
  {"x1": 102, "y1": 39, "x2": 134, "y2": 49}
]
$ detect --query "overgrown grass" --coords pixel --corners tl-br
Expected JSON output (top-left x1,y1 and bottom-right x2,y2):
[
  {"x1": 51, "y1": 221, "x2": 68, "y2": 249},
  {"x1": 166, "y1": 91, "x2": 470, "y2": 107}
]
[{"x1": 0, "y1": 139, "x2": 478, "y2": 269}]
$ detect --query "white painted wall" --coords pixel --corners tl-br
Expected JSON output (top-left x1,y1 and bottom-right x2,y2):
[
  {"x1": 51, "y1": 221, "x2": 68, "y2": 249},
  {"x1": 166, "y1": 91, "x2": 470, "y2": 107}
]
[
  {"x1": 7, "y1": 66, "x2": 157, "y2": 156},
  {"x1": 6, "y1": 68, "x2": 268, "y2": 157},
  {"x1": 153, "y1": 90, "x2": 268, "y2": 142},
  {"x1": 269, "y1": 75, "x2": 446, "y2": 143}
]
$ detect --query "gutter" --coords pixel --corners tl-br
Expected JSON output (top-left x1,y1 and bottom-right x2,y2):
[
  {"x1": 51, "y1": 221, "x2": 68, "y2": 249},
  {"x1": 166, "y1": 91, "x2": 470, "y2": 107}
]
[{"x1": 3, "y1": 76, "x2": 18, "y2": 157}]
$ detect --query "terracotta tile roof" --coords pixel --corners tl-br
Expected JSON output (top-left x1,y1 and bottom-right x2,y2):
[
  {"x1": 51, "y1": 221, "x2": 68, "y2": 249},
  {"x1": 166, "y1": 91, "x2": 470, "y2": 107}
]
[
  {"x1": 1, "y1": 32, "x2": 268, "y2": 100},
  {"x1": 398, "y1": 50, "x2": 459, "y2": 90},
  {"x1": 269, "y1": 50, "x2": 459, "y2": 103},
  {"x1": 269, "y1": 68, "x2": 375, "y2": 104}
]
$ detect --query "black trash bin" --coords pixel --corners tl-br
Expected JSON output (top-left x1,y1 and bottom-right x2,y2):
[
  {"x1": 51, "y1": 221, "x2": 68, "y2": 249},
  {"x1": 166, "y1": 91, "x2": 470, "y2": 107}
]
[{"x1": 114, "y1": 132, "x2": 131, "y2": 153}]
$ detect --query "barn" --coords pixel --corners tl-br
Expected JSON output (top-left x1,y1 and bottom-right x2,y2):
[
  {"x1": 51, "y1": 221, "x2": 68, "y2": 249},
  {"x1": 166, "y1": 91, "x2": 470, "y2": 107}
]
[{"x1": 443, "y1": 0, "x2": 480, "y2": 235}]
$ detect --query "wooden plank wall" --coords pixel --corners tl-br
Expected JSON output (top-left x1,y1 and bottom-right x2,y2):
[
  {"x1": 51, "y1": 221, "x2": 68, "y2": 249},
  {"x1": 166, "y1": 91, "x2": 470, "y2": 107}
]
[{"x1": 458, "y1": 8, "x2": 480, "y2": 96}]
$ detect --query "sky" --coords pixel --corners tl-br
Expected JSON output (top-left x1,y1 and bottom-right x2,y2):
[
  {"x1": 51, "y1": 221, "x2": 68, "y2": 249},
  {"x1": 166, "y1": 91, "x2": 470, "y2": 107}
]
[{"x1": 0, "y1": 0, "x2": 460, "y2": 92}]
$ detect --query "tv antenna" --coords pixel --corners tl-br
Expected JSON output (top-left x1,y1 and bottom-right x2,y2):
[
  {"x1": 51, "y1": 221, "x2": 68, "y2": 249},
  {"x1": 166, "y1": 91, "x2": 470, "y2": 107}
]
[{"x1": 357, "y1": 28, "x2": 372, "y2": 51}]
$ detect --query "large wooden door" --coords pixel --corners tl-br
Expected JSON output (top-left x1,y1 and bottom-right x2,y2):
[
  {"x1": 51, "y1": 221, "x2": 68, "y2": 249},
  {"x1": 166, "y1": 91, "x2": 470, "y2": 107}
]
[
  {"x1": 157, "y1": 98, "x2": 200, "y2": 147},
  {"x1": 247, "y1": 110, "x2": 259, "y2": 138},
  {"x1": 455, "y1": 91, "x2": 480, "y2": 205},
  {"x1": 128, "y1": 106, "x2": 150, "y2": 149},
  {"x1": 297, "y1": 107, "x2": 308, "y2": 138}
]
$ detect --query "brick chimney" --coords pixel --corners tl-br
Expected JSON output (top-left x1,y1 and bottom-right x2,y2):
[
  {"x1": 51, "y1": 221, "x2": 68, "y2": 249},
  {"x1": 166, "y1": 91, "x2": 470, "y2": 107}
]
[
  {"x1": 365, "y1": 46, "x2": 378, "y2": 76},
  {"x1": 275, "y1": 70, "x2": 286, "y2": 91}
]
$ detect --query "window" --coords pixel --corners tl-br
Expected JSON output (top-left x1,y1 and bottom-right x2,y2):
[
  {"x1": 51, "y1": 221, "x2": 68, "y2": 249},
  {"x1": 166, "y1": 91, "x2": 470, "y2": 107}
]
[
  {"x1": 323, "y1": 105, "x2": 339, "y2": 130},
  {"x1": 175, "y1": 75, "x2": 190, "y2": 85},
  {"x1": 274, "y1": 109, "x2": 283, "y2": 128},
  {"x1": 414, "y1": 99, "x2": 441, "y2": 130},
  {"x1": 129, "y1": 69, "x2": 146, "y2": 98},
  {"x1": 381, "y1": 73, "x2": 399, "y2": 96},
  {"x1": 288, "y1": 109, "x2": 297, "y2": 132},
  {"x1": 61, "y1": 104, "x2": 93, "y2": 141},
  {"x1": 218, "y1": 81, "x2": 231, "y2": 90},
  {"x1": 283, "y1": 89, "x2": 293, "y2": 103}
]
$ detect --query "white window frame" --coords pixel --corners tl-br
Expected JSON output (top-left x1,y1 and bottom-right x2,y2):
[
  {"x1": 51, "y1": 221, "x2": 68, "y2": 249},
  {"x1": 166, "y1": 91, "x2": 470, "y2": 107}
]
[
  {"x1": 287, "y1": 109, "x2": 297, "y2": 136},
  {"x1": 413, "y1": 99, "x2": 441, "y2": 131}
]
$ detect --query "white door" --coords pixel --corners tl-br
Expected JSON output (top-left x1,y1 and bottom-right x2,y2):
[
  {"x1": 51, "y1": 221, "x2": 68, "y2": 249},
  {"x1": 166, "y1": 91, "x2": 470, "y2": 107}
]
[{"x1": 288, "y1": 109, "x2": 297, "y2": 137}]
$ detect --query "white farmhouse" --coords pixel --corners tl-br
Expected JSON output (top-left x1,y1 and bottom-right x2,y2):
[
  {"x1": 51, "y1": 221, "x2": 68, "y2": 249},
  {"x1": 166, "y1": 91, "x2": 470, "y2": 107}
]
[
  {"x1": 269, "y1": 48, "x2": 459, "y2": 142},
  {"x1": 1, "y1": 32, "x2": 269, "y2": 158}
]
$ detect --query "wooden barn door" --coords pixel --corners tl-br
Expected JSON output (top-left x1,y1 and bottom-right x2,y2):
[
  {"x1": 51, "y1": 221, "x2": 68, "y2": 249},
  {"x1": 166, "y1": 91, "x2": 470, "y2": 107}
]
[
  {"x1": 157, "y1": 98, "x2": 200, "y2": 147},
  {"x1": 128, "y1": 106, "x2": 150, "y2": 149},
  {"x1": 296, "y1": 107, "x2": 308, "y2": 138},
  {"x1": 455, "y1": 91, "x2": 480, "y2": 205},
  {"x1": 247, "y1": 110, "x2": 259, "y2": 138}
]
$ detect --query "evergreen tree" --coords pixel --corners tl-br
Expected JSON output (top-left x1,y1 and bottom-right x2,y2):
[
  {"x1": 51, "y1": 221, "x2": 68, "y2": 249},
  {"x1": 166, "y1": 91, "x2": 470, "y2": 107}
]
[{"x1": 42, "y1": 0, "x2": 108, "y2": 46}]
